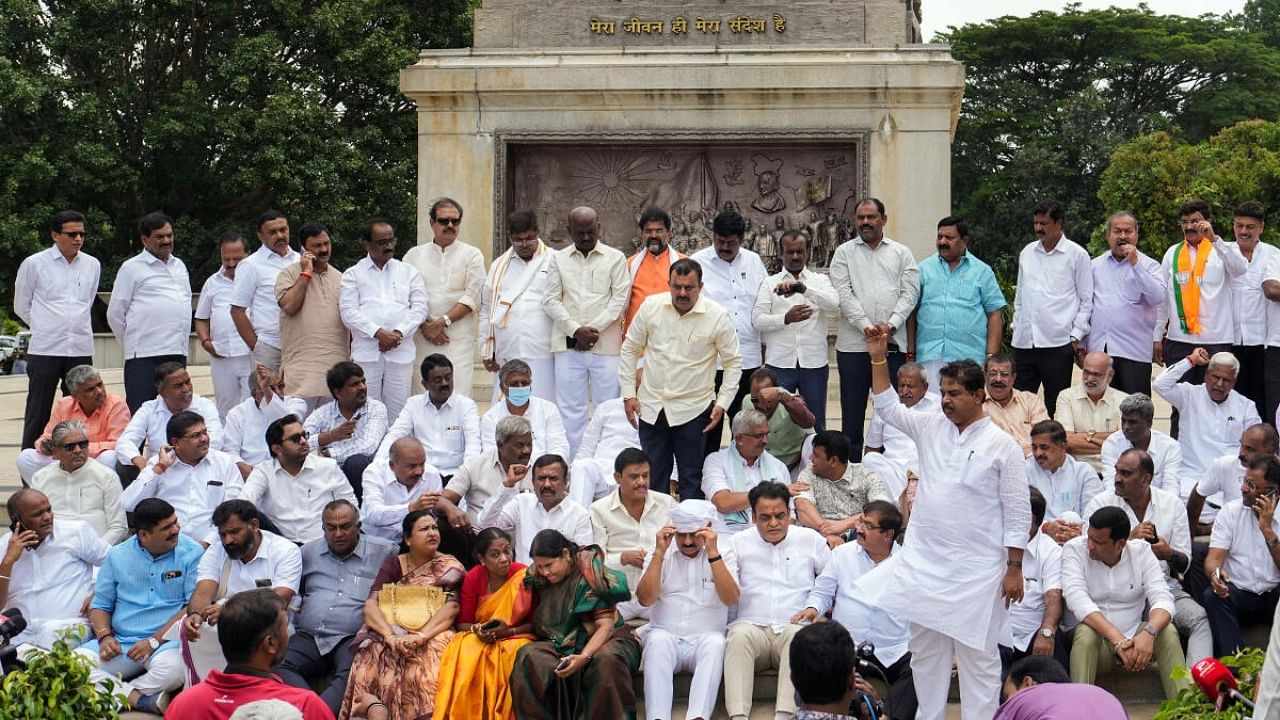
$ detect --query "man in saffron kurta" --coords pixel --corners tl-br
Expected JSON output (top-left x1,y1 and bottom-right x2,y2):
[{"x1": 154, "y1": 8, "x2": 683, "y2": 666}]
[
  {"x1": 625, "y1": 207, "x2": 685, "y2": 330},
  {"x1": 16, "y1": 365, "x2": 130, "y2": 482}
]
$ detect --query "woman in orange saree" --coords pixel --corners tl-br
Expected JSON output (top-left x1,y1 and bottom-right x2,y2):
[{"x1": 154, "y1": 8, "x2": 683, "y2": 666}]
[{"x1": 435, "y1": 528, "x2": 536, "y2": 719}]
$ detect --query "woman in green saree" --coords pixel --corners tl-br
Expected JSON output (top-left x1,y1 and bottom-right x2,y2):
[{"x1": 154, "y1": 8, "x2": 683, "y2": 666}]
[{"x1": 509, "y1": 529, "x2": 641, "y2": 720}]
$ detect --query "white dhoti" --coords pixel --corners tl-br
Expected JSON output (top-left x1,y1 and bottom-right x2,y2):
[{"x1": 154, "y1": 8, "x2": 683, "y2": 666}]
[
  {"x1": 209, "y1": 354, "x2": 252, "y2": 420},
  {"x1": 553, "y1": 351, "x2": 620, "y2": 458},
  {"x1": 639, "y1": 628, "x2": 725, "y2": 720},
  {"x1": 78, "y1": 643, "x2": 185, "y2": 697},
  {"x1": 908, "y1": 619, "x2": 1002, "y2": 720},
  {"x1": 180, "y1": 622, "x2": 227, "y2": 687},
  {"x1": 362, "y1": 355, "x2": 413, "y2": 420}
]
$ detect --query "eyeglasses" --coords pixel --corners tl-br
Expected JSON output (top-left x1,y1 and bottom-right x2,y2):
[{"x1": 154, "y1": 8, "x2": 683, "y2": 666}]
[
  {"x1": 60, "y1": 440, "x2": 90, "y2": 452},
  {"x1": 181, "y1": 429, "x2": 210, "y2": 440},
  {"x1": 985, "y1": 370, "x2": 1013, "y2": 379},
  {"x1": 741, "y1": 431, "x2": 769, "y2": 440},
  {"x1": 434, "y1": 218, "x2": 461, "y2": 226},
  {"x1": 58, "y1": 231, "x2": 86, "y2": 239},
  {"x1": 285, "y1": 431, "x2": 310, "y2": 444}
]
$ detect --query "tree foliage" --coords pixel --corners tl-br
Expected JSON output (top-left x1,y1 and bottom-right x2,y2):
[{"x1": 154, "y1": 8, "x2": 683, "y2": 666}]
[
  {"x1": 938, "y1": 4, "x2": 1280, "y2": 279},
  {"x1": 0, "y1": 0, "x2": 478, "y2": 310}
]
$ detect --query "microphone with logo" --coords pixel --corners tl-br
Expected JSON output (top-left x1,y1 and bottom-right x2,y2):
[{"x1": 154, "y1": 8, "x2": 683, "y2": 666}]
[
  {"x1": 1191, "y1": 657, "x2": 1255, "y2": 712},
  {"x1": 0, "y1": 608, "x2": 28, "y2": 675}
]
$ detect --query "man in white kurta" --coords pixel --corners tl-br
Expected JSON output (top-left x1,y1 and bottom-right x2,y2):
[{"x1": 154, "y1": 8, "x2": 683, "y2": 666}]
[
  {"x1": 479, "y1": 211, "x2": 555, "y2": 401},
  {"x1": 867, "y1": 328, "x2": 1031, "y2": 720},
  {"x1": 862, "y1": 362, "x2": 938, "y2": 500},
  {"x1": 360, "y1": 437, "x2": 443, "y2": 543},
  {"x1": 589, "y1": 447, "x2": 676, "y2": 619},
  {"x1": 480, "y1": 359, "x2": 571, "y2": 460},
  {"x1": 340, "y1": 219, "x2": 429, "y2": 419},
  {"x1": 229, "y1": 212, "x2": 298, "y2": 374},
  {"x1": 1099, "y1": 392, "x2": 1182, "y2": 496},
  {"x1": 543, "y1": 206, "x2": 629, "y2": 457},
  {"x1": 1187, "y1": 423, "x2": 1277, "y2": 534},
  {"x1": 475, "y1": 454, "x2": 592, "y2": 564},
  {"x1": 567, "y1": 396, "x2": 640, "y2": 508},
  {"x1": 403, "y1": 198, "x2": 485, "y2": 398},
  {"x1": 194, "y1": 235, "x2": 251, "y2": 420},
  {"x1": 376, "y1": 353, "x2": 481, "y2": 479},
  {"x1": 30, "y1": 421, "x2": 127, "y2": 544},
  {"x1": 117, "y1": 364, "x2": 224, "y2": 473}
]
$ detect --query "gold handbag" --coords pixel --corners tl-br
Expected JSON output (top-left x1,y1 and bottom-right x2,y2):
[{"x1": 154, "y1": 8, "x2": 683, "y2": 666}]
[{"x1": 378, "y1": 583, "x2": 447, "y2": 631}]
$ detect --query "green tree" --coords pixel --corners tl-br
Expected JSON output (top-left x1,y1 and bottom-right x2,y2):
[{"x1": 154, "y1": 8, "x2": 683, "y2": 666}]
[
  {"x1": 938, "y1": 5, "x2": 1280, "y2": 279},
  {"x1": 0, "y1": 0, "x2": 478, "y2": 315}
]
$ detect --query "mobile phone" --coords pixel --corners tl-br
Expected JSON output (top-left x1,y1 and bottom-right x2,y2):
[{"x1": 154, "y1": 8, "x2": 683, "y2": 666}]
[
  {"x1": 255, "y1": 578, "x2": 272, "y2": 589},
  {"x1": 1145, "y1": 523, "x2": 1159, "y2": 545},
  {"x1": 556, "y1": 657, "x2": 572, "y2": 671},
  {"x1": 12, "y1": 519, "x2": 33, "y2": 550},
  {"x1": 480, "y1": 620, "x2": 501, "y2": 631}
]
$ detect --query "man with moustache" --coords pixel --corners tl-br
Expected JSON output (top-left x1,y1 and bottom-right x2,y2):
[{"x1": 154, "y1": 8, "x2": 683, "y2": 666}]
[
  {"x1": 108, "y1": 212, "x2": 193, "y2": 412},
  {"x1": 1085, "y1": 212, "x2": 1165, "y2": 396},
  {"x1": 753, "y1": 230, "x2": 838, "y2": 431},
  {"x1": 863, "y1": 362, "x2": 938, "y2": 501},
  {"x1": 1011, "y1": 200, "x2": 1093, "y2": 416},
  {"x1": 361, "y1": 437, "x2": 444, "y2": 543},
  {"x1": 983, "y1": 353, "x2": 1049, "y2": 458},
  {"x1": 625, "y1": 207, "x2": 685, "y2": 330},
  {"x1": 117, "y1": 362, "x2": 224, "y2": 480},
  {"x1": 795, "y1": 430, "x2": 891, "y2": 549},
  {"x1": 435, "y1": 416, "x2": 536, "y2": 560},
  {"x1": 703, "y1": 408, "x2": 796, "y2": 537},
  {"x1": 477, "y1": 454, "x2": 593, "y2": 564},
  {"x1": 17, "y1": 210, "x2": 101, "y2": 449},
  {"x1": 480, "y1": 210, "x2": 556, "y2": 400},
  {"x1": 122, "y1": 411, "x2": 244, "y2": 545},
  {"x1": 544, "y1": 205, "x2": 630, "y2": 456},
  {"x1": 404, "y1": 197, "x2": 485, "y2": 398},
  {"x1": 231, "y1": 211, "x2": 298, "y2": 374},
  {"x1": 339, "y1": 218, "x2": 428, "y2": 418},
  {"x1": 590, "y1": 447, "x2": 677, "y2": 619},
  {"x1": 304, "y1": 362, "x2": 389, "y2": 500},
  {"x1": 830, "y1": 198, "x2": 920, "y2": 461},
  {"x1": 1226, "y1": 202, "x2": 1274, "y2": 419},
  {"x1": 276, "y1": 223, "x2": 349, "y2": 408},
  {"x1": 376, "y1": 353, "x2": 481, "y2": 480},
  {"x1": 196, "y1": 233, "x2": 253, "y2": 419},
  {"x1": 17, "y1": 364, "x2": 130, "y2": 483},
  {"x1": 223, "y1": 365, "x2": 308, "y2": 469},
  {"x1": 909, "y1": 216, "x2": 1005, "y2": 390},
  {"x1": 747, "y1": 368, "x2": 816, "y2": 473},
  {"x1": 1187, "y1": 423, "x2": 1279, "y2": 535},
  {"x1": 30, "y1": 420, "x2": 128, "y2": 543},
  {"x1": 1100, "y1": 393, "x2": 1182, "y2": 497},
  {"x1": 635, "y1": 499, "x2": 740, "y2": 720},
  {"x1": 1054, "y1": 351, "x2": 1127, "y2": 473},
  {"x1": 1024, "y1": 420, "x2": 1102, "y2": 529}
]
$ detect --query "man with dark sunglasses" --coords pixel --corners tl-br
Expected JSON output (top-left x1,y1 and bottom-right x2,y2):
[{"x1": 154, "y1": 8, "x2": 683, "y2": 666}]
[
  {"x1": 29, "y1": 419, "x2": 127, "y2": 544},
  {"x1": 239, "y1": 415, "x2": 355, "y2": 544}
]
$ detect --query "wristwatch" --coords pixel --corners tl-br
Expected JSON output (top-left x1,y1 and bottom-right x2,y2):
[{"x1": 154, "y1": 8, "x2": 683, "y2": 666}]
[
  {"x1": 1142, "y1": 625, "x2": 1160, "y2": 639},
  {"x1": 442, "y1": 316, "x2": 453, "y2": 328},
  {"x1": 1038, "y1": 628, "x2": 1054, "y2": 639},
  {"x1": 147, "y1": 637, "x2": 161, "y2": 650}
]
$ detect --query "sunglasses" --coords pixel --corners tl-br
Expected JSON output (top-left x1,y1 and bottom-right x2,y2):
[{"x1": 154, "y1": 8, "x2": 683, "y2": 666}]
[
  {"x1": 59, "y1": 231, "x2": 87, "y2": 239},
  {"x1": 434, "y1": 218, "x2": 461, "y2": 226},
  {"x1": 60, "y1": 439, "x2": 90, "y2": 451},
  {"x1": 285, "y1": 431, "x2": 310, "y2": 444}
]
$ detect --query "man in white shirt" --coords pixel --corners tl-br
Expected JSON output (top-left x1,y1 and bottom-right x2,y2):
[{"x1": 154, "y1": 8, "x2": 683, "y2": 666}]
[
  {"x1": 1100, "y1": 393, "x2": 1182, "y2": 497},
  {"x1": 239, "y1": 414, "x2": 356, "y2": 544},
  {"x1": 182, "y1": 499, "x2": 303, "y2": 683},
  {"x1": 725, "y1": 481, "x2": 831, "y2": 720},
  {"x1": 0, "y1": 489, "x2": 109, "y2": 650},
  {"x1": 1025, "y1": 420, "x2": 1103, "y2": 529},
  {"x1": 30, "y1": 420, "x2": 127, "y2": 544},
  {"x1": 194, "y1": 233, "x2": 252, "y2": 420},
  {"x1": 703, "y1": 408, "x2": 794, "y2": 536},
  {"x1": 589, "y1": 447, "x2": 677, "y2": 618},
  {"x1": 1054, "y1": 351, "x2": 1126, "y2": 473},
  {"x1": 1187, "y1": 423, "x2": 1278, "y2": 535},
  {"x1": 567, "y1": 396, "x2": 639, "y2": 508},
  {"x1": 1227, "y1": 201, "x2": 1274, "y2": 420},
  {"x1": 378, "y1": 353, "x2": 479, "y2": 479},
  {"x1": 230, "y1": 210, "x2": 298, "y2": 374},
  {"x1": 117, "y1": 362, "x2": 224, "y2": 481},
  {"x1": 107, "y1": 211, "x2": 192, "y2": 412},
  {"x1": 16, "y1": 209, "x2": 101, "y2": 450},
  {"x1": 1153, "y1": 347, "x2": 1261, "y2": 491},
  {"x1": 692, "y1": 210, "x2": 769, "y2": 455},
  {"x1": 1203, "y1": 453, "x2": 1280, "y2": 657},
  {"x1": 476, "y1": 454, "x2": 592, "y2": 564},
  {"x1": 999, "y1": 488, "x2": 1067, "y2": 674},
  {"x1": 1062, "y1": 506, "x2": 1186, "y2": 700},
  {"x1": 122, "y1": 411, "x2": 244, "y2": 545},
  {"x1": 867, "y1": 329, "x2": 1031, "y2": 720},
  {"x1": 753, "y1": 229, "x2": 839, "y2": 430},
  {"x1": 339, "y1": 218, "x2": 429, "y2": 419},
  {"x1": 480, "y1": 210, "x2": 555, "y2": 401},
  {"x1": 796, "y1": 500, "x2": 918, "y2": 719},
  {"x1": 620, "y1": 258, "x2": 742, "y2": 498},
  {"x1": 437, "y1": 415, "x2": 536, "y2": 558},
  {"x1": 305, "y1": 361, "x2": 389, "y2": 502},
  {"x1": 1010, "y1": 200, "x2": 1093, "y2": 416},
  {"x1": 862, "y1": 361, "x2": 938, "y2": 500},
  {"x1": 1157, "y1": 199, "x2": 1247, "y2": 435},
  {"x1": 1084, "y1": 448, "x2": 1211, "y2": 666},
  {"x1": 544, "y1": 206, "x2": 629, "y2": 456},
  {"x1": 480, "y1": 359, "x2": 570, "y2": 460},
  {"x1": 360, "y1": 437, "x2": 443, "y2": 544},
  {"x1": 1085, "y1": 211, "x2": 1165, "y2": 396},
  {"x1": 404, "y1": 197, "x2": 485, "y2": 398},
  {"x1": 829, "y1": 198, "x2": 920, "y2": 461},
  {"x1": 635, "y1": 500, "x2": 740, "y2": 720},
  {"x1": 222, "y1": 366, "x2": 308, "y2": 470}
]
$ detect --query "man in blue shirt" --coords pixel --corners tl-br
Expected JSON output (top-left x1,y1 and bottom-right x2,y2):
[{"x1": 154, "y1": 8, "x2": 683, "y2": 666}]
[
  {"x1": 909, "y1": 216, "x2": 1007, "y2": 393},
  {"x1": 275, "y1": 500, "x2": 396, "y2": 713},
  {"x1": 79, "y1": 498, "x2": 204, "y2": 715}
]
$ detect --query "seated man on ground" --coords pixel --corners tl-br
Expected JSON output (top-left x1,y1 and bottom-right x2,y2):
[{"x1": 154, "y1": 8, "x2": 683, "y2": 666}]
[
  {"x1": 1099, "y1": 393, "x2": 1182, "y2": 496},
  {"x1": 862, "y1": 361, "x2": 937, "y2": 501},
  {"x1": 275, "y1": 500, "x2": 395, "y2": 715},
  {"x1": 165, "y1": 589, "x2": 335, "y2": 719},
  {"x1": 1026, "y1": 420, "x2": 1102, "y2": 544},
  {"x1": 995, "y1": 655, "x2": 1127, "y2": 720},
  {"x1": 435, "y1": 415, "x2": 536, "y2": 564},
  {"x1": 359, "y1": 436, "x2": 443, "y2": 544},
  {"x1": 476, "y1": 453, "x2": 593, "y2": 565},
  {"x1": 240, "y1": 414, "x2": 356, "y2": 545},
  {"x1": 1061, "y1": 506, "x2": 1187, "y2": 700},
  {"x1": 635, "y1": 500, "x2": 740, "y2": 720},
  {"x1": 480, "y1": 359, "x2": 570, "y2": 460},
  {"x1": 376, "y1": 353, "x2": 480, "y2": 480},
  {"x1": 999, "y1": 488, "x2": 1067, "y2": 673},
  {"x1": 16, "y1": 364, "x2": 129, "y2": 482},
  {"x1": 748, "y1": 367, "x2": 816, "y2": 474},
  {"x1": 80, "y1": 498, "x2": 204, "y2": 715},
  {"x1": 29, "y1": 419, "x2": 127, "y2": 543},
  {"x1": 0, "y1": 488, "x2": 108, "y2": 650},
  {"x1": 122, "y1": 410, "x2": 244, "y2": 545},
  {"x1": 1188, "y1": 423, "x2": 1278, "y2": 536},
  {"x1": 982, "y1": 353, "x2": 1049, "y2": 457},
  {"x1": 117, "y1": 361, "x2": 224, "y2": 481},
  {"x1": 795, "y1": 430, "x2": 891, "y2": 548},
  {"x1": 223, "y1": 364, "x2": 308, "y2": 474},
  {"x1": 1053, "y1": 351, "x2": 1125, "y2": 474},
  {"x1": 702, "y1": 408, "x2": 795, "y2": 536},
  {"x1": 303, "y1": 361, "x2": 388, "y2": 502},
  {"x1": 567, "y1": 394, "x2": 640, "y2": 508}
]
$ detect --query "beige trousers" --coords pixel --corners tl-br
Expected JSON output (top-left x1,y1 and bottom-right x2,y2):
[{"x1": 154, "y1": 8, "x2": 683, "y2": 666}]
[{"x1": 723, "y1": 622, "x2": 803, "y2": 716}]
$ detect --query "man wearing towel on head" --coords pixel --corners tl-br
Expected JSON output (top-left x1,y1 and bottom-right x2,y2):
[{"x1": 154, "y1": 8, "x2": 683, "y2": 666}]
[{"x1": 635, "y1": 500, "x2": 740, "y2": 720}]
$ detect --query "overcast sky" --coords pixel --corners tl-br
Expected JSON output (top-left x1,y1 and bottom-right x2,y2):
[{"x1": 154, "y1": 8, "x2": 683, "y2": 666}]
[{"x1": 923, "y1": 0, "x2": 1248, "y2": 40}]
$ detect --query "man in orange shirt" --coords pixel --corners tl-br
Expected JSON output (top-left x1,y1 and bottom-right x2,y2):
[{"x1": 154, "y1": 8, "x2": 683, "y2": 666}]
[
  {"x1": 625, "y1": 207, "x2": 685, "y2": 330},
  {"x1": 17, "y1": 364, "x2": 130, "y2": 482}
]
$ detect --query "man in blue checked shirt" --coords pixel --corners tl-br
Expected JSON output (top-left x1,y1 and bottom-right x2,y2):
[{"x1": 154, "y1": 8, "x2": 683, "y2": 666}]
[{"x1": 78, "y1": 498, "x2": 204, "y2": 715}]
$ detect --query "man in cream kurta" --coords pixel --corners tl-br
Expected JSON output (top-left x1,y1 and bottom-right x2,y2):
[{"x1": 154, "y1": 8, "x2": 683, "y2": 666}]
[
  {"x1": 479, "y1": 210, "x2": 555, "y2": 401},
  {"x1": 403, "y1": 198, "x2": 485, "y2": 398},
  {"x1": 867, "y1": 329, "x2": 1031, "y2": 720}
]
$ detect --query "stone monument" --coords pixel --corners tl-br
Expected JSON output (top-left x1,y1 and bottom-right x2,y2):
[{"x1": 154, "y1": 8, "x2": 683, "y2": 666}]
[{"x1": 400, "y1": 0, "x2": 961, "y2": 265}]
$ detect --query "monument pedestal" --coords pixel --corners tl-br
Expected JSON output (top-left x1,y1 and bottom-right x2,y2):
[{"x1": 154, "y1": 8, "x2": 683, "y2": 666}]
[{"x1": 400, "y1": 46, "x2": 964, "y2": 261}]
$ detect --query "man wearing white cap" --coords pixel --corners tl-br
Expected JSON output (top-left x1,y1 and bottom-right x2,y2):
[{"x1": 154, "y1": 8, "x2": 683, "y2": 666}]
[{"x1": 635, "y1": 499, "x2": 740, "y2": 720}]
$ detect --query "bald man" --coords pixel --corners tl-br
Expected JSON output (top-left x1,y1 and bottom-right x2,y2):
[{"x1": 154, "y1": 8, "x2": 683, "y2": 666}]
[{"x1": 1054, "y1": 351, "x2": 1127, "y2": 473}]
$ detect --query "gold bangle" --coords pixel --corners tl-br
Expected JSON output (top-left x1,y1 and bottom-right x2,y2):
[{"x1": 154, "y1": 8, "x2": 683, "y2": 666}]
[{"x1": 870, "y1": 358, "x2": 888, "y2": 366}]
